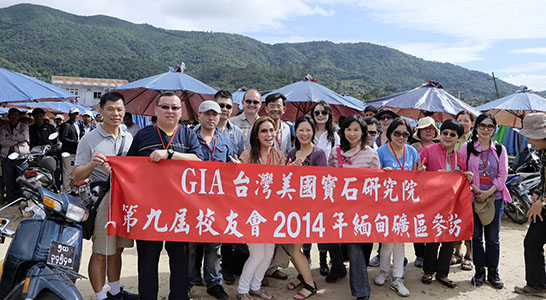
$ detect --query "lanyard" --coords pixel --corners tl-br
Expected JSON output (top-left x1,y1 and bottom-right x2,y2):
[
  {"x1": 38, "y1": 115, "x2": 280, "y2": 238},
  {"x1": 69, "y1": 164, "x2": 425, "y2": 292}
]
[
  {"x1": 389, "y1": 143, "x2": 406, "y2": 170},
  {"x1": 480, "y1": 146, "x2": 491, "y2": 175},
  {"x1": 201, "y1": 136, "x2": 218, "y2": 161},
  {"x1": 259, "y1": 148, "x2": 273, "y2": 165},
  {"x1": 156, "y1": 125, "x2": 178, "y2": 150},
  {"x1": 275, "y1": 128, "x2": 283, "y2": 148}
]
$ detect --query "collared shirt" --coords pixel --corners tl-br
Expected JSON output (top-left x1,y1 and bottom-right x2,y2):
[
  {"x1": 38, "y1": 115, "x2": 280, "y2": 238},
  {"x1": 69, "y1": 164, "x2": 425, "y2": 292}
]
[
  {"x1": 75, "y1": 124, "x2": 133, "y2": 182},
  {"x1": 274, "y1": 121, "x2": 292, "y2": 154},
  {"x1": 0, "y1": 122, "x2": 29, "y2": 158},
  {"x1": 127, "y1": 124, "x2": 203, "y2": 159},
  {"x1": 327, "y1": 145, "x2": 380, "y2": 169},
  {"x1": 230, "y1": 113, "x2": 258, "y2": 149},
  {"x1": 29, "y1": 122, "x2": 56, "y2": 148},
  {"x1": 239, "y1": 147, "x2": 286, "y2": 165},
  {"x1": 455, "y1": 131, "x2": 472, "y2": 151},
  {"x1": 193, "y1": 125, "x2": 234, "y2": 162},
  {"x1": 419, "y1": 142, "x2": 466, "y2": 172},
  {"x1": 219, "y1": 120, "x2": 245, "y2": 156},
  {"x1": 126, "y1": 123, "x2": 141, "y2": 137}
]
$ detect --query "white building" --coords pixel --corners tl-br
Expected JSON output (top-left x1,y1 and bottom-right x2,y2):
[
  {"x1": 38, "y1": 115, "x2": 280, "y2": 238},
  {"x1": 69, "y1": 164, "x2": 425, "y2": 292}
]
[{"x1": 51, "y1": 76, "x2": 128, "y2": 106}]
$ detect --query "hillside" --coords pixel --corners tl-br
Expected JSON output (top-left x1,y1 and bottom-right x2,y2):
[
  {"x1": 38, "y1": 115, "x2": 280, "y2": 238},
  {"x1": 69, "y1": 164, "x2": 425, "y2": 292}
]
[{"x1": 0, "y1": 4, "x2": 518, "y2": 104}]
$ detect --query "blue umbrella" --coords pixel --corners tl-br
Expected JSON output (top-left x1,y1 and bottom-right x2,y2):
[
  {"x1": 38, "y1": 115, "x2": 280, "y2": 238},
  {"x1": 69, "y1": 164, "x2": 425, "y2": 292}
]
[
  {"x1": 114, "y1": 66, "x2": 216, "y2": 120},
  {"x1": 0, "y1": 67, "x2": 76, "y2": 103},
  {"x1": 476, "y1": 87, "x2": 546, "y2": 127},
  {"x1": 366, "y1": 81, "x2": 480, "y2": 122},
  {"x1": 232, "y1": 88, "x2": 246, "y2": 109},
  {"x1": 341, "y1": 93, "x2": 365, "y2": 111},
  {"x1": 15, "y1": 101, "x2": 95, "y2": 115},
  {"x1": 262, "y1": 76, "x2": 362, "y2": 121}
]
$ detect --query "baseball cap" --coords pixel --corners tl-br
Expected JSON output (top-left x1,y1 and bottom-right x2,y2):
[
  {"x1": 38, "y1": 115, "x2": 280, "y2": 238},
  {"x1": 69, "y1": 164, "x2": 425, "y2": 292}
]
[
  {"x1": 55, "y1": 114, "x2": 64, "y2": 120},
  {"x1": 82, "y1": 110, "x2": 93, "y2": 117},
  {"x1": 69, "y1": 108, "x2": 80, "y2": 115},
  {"x1": 198, "y1": 101, "x2": 221, "y2": 114}
]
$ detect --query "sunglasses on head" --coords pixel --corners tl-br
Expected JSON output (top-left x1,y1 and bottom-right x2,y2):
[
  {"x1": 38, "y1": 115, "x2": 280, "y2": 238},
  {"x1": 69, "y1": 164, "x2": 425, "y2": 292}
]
[
  {"x1": 313, "y1": 110, "x2": 328, "y2": 116},
  {"x1": 441, "y1": 131, "x2": 458, "y2": 138},
  {"x1": 218, "y1": 103, "x2": 233, "y2": 110},
  {"x1": 378, "y1": 115, "x2": 394, "y2": 121},
  {"x1": 477, "y1": 123, "x2": 496, "y2": 131},
  {"x1": 245, "y1": 100, "x2": 260, "y2": 105},
  {"x1": 392, "y1": 130, "x2": 410, "y2": 138},
  {"x1": 157, "y1": 105, "x2": 181, "y2": 111}
]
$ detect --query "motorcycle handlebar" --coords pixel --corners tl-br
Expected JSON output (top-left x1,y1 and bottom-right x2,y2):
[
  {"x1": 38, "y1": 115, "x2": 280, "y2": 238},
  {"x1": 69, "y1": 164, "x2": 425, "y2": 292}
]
[{"x1": 16, "y1": 177, "x2": 39, "y2": 193}]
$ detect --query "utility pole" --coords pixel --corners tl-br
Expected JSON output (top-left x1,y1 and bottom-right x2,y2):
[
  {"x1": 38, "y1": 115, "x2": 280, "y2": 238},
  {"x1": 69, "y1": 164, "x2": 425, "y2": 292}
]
[{"x1": 491, "y1": 72, "x2": 500, "y2": 99}]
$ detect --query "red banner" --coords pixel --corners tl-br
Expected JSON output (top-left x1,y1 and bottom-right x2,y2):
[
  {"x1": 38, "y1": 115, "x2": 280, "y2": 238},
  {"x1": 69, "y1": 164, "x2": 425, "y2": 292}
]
[{"x1": 108, "y1": 157, "x2": 473, "y2": 243}]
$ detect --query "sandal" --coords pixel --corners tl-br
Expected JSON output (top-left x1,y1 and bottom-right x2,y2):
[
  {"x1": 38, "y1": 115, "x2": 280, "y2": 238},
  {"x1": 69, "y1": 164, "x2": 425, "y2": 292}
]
[
  {"x1": 450, "y1": 252, "x2": 463, "y2": 265},
  {"x1": 236, "y1": 293, "x2": 254, "y2": 300},
  {"x1": 288, "y1": 274, "x2": 304, "y2": 290},
  {"x1": 435, "y1": 275, "x2": 457, "y2": 288},
  {"x1": 461, "y1": 257, "x2": 473, "y2": 271},
  {"x1": 421, "y1": 274, "x2": 433, "y2": 284},
  {"x1": 250, "y1": 288, "x2": 274, "y2": 300},
  {"x1": 294, "y1": 282, "x2": 317, "y2": 299}
]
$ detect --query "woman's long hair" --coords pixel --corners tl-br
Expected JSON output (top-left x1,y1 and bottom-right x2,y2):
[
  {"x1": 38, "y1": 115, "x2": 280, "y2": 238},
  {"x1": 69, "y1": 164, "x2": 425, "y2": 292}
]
[
  {"x1": 339, "y1": 114, "x2": 368, "y2": 152},
  {"x1": 311, "y1": 101, "x2": 335, "y2": 145},
  {"x1": 468, "y1": 113, "x2": 497, "y2": 156},
  {"x1": 249, "y1": 116, "x2": 276, "y2": 163},
  {"x1": 294, "y1": 115, "x2": 316, "y2": 150}
]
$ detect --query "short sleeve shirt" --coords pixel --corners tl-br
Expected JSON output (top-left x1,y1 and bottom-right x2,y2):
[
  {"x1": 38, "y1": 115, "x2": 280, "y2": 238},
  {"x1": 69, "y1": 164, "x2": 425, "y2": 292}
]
[
  {"x1": 377, "y1": 143, "x2": 419, "y2": 171},
  {"x1": 127, "y1": 124, "x2": 204, "y2": 159}
]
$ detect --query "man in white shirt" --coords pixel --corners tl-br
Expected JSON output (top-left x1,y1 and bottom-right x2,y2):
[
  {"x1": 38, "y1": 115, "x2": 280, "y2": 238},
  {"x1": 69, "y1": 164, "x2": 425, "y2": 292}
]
[
  {"x1": 229, "y1": 89, "x2": 261, "y2": 149},
  {"x1": 124, "y1": 112, "x2": 141, "y2": 137},
  {"x1": 264, "y1": 93, "x2": 291, "y2": 154}
]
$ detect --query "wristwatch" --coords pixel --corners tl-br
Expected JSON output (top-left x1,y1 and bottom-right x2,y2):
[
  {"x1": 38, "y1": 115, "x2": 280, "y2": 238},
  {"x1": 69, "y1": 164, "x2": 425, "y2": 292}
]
[{"x1": 167, "y1": 148, "x2": 174, "y2": 160}]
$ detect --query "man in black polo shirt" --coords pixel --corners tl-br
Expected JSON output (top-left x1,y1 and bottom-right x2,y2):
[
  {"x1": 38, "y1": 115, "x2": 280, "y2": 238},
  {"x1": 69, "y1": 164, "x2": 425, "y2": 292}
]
[
  {"x1": 127, "y1": 91, "x2": 203, "y2": 300},
  {"x1": 29, "y1": 108, "x2": 57, "y2": 148}
]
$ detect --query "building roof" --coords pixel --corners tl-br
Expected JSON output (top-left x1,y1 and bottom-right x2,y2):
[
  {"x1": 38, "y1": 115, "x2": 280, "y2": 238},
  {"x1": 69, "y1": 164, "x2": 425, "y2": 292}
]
[{"x1": 51, "y1": 76, "x2": 128, "y2": 87}]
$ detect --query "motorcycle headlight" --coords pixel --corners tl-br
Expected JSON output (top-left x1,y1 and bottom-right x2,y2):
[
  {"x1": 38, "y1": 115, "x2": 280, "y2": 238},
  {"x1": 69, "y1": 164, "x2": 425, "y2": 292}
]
[{"x1": 66, "y1": 203, "x2": 88, "y2": 223}]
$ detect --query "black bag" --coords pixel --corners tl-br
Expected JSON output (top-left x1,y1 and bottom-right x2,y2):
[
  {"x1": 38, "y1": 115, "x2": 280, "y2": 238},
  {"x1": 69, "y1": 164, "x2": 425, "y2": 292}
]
[{"x1": 82, "y1": 180, "x2": 110, "y2": 240}]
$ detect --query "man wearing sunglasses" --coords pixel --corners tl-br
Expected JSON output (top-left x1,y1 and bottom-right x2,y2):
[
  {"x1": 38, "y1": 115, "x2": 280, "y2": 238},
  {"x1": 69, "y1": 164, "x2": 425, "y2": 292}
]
[
  {"x1": 364, "y1": 117, "x2": 380, "y2": 150},
  {"x1": 264, "y1": 93, "x2": 291, "y2": 154},
  {"x1": 230, "y1": 89, "x2": 262, "y2": 149},
  {"x1": 215, "y1": 90, "x2": 244, "y2": 156}
]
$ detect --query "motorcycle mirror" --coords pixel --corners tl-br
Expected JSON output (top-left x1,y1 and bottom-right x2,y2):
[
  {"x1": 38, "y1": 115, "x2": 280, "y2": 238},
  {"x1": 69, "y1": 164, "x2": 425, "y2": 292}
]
[
  {"x1": 7, "y1": 152, "x2": 19, "y2": 160},
  {"x1": 48, "y1": 132, "x2": 59, "y2": 140},
  {"x1": 61, "y1": 152, "x2": 71, "y2": 158}
]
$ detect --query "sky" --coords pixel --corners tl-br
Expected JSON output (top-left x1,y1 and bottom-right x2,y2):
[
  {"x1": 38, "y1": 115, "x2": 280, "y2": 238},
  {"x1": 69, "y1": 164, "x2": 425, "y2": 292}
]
[{"x1": 2, "y1": 0, "x2": 546, "y2": 92}]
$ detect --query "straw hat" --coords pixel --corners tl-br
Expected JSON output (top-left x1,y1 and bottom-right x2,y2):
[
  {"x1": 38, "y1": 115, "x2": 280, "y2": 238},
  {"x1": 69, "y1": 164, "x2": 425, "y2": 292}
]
[
  {"x1": 413, "y1": 116, "x2": 440, "y2": 140},
  {"x1": 514, "y1": 113, "x2": 546, "y2": 139}
]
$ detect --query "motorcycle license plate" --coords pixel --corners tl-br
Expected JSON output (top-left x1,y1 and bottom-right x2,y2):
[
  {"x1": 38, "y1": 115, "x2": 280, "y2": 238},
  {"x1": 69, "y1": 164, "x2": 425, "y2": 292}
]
[{"x1": 47, "y1": 241, "x2": 75, "y2": 270}]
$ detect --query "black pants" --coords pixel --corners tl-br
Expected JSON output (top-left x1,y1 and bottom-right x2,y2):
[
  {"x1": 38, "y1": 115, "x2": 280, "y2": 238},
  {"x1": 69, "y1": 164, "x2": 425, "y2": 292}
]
[
  {"x1": 414, "y1": 243, "x2": 425, "y2": 258},
  {"x1": 423, "y1": 242, "x2": 454, "y2": 278},
  {"x1": 2, "y1": 158, "x2": 22, "y2": 202},
  {"x1": 524, "y1": 211, "x2": 546, "y2": 289},
  {"x1": 328, "y1": 243, "x2": 372, "y2": 276},
  {"x1": 137, "y1": 240, "x2": 189, "y2": 300}
]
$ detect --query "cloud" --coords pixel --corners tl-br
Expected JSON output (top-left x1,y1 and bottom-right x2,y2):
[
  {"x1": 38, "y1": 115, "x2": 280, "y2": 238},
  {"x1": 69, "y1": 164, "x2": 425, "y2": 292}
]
[
  {"x1": 498, "y1": 62, "x2": 546, "y2": 73},
  {"x1": 502, "y1": 74, "x2": 546, "y2": 91},
  {"x1": 386, "y1": 41, "x2": 491, "y2": 63},
  {"x1": 352, "y1": 0, "x2": 546, "y2": 40},
  {"x1": 512, "y1": 47, "x2": 546, "y2": 55}
]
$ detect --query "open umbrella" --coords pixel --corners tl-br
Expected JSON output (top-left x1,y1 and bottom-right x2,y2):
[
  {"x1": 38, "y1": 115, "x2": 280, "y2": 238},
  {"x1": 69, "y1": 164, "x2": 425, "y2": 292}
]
[
  {"x1": 0, "y1": 67, "x2": 76, "y2": 103},
  {"x1": 13, "y1": 101, "x2": 96, "y2": 115},
  {"x1": 476, "y1": 87, "x2": 546, "y2": 127},
  {"x1": 113, "y1": 64, "x2": 216, "y2": 121},
  {"x1": 261, "y1": 75, "x2": 362, "y2": 122},
  {"x1": 366, "y1": 81, "x2": 480, "y2": 121}
]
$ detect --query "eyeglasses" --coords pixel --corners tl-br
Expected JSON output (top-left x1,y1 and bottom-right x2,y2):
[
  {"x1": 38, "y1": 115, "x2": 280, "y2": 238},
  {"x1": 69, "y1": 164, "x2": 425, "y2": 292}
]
[
  {"x1": 218, "y1": 103, "x2": 233, "y2": 110},
  {"x1": 245, "y1": 100, "x2": 260, "y2": 105},
  {"x1": 259, "y1": 128, "x2": 275, "y2": 134},
  {"x1": 441, "y1": 131, "x2": 458, "y2": 138},
  {"x1": 368, "y1": 130, "x2": 378, "y2": 136},
  {"x1": 478, "y1": 123, "x2": 496, "y2": 131},
  {"x1": 313, "y1": 110, "x2": 328, "y2": 116},
  {"x1": 392, "y1": 130, "x2": 410, "y2": 138},
  {"x1": 157, "y1": 105, "x2": 181, "y2": 111},
  {"x1": 378, "y1": 115, "x2": 393, "y2": 121}
]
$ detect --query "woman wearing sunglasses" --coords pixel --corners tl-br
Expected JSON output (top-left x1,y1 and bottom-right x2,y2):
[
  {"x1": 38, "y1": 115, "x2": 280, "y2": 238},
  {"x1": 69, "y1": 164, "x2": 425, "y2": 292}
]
[
  {"x1": 419, "y1": 119, "x2": 473, "y2": 289},
  {"x1": 375, "y1": 109, "x2": 399, "y2": 146},
  {"x1": 234, "y1": 116, "x2": 287, "y2": 300},
  {"x1": 460, "y1": 113, "x2": 509, "y2": 290},
  {"x1": 375, "y1": 117, "x2": 420, "y2": 297},
  {"x1": 285, "y1": 115, "x2": 326, "y2": 299},
  {"x1": 328, "y1": 114, "x2": 380, "y2": 300}
]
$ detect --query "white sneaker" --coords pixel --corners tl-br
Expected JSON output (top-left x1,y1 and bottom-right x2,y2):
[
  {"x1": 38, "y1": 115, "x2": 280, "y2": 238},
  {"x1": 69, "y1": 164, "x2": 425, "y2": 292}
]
[
  {"x1": 369, "y1": 254, "x2": 380, "y2": 267},
  {"x1": 375, "y1": 270, "x2": 389, "y2": 286},
  {"x1": 390, "y1": 278, "x2": 410, "y2": 297}
]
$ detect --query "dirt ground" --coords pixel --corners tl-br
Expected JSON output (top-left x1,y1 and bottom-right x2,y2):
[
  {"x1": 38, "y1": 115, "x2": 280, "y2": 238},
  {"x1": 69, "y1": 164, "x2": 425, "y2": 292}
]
[{"x1": 0, "y1": 204, "x2": 540, "y2": 300}]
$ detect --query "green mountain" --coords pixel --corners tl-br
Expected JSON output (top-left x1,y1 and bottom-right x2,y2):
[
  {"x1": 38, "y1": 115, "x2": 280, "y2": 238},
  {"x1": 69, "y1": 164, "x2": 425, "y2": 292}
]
[{"x1": 0, "y1": 3, "x2": 518, "y2": 105}]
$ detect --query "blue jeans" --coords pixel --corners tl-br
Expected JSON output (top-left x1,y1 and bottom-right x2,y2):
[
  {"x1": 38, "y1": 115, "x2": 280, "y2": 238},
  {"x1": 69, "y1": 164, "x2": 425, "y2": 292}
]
[
  {"x1": 302, "y1": 243, "x2": 328, "y2": 252},
  {"x1": 473, "y1": 199, "x2": 503, "y2": 269},
  {"x1": 347, "y1": 243, "x2": 371, "y2": 297},
  {"x1": 188, "y1": 242, "x2": 222, "y2": 288}
]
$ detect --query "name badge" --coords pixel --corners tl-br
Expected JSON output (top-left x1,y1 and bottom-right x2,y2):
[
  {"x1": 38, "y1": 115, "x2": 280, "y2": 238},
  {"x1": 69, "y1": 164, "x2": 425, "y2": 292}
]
[{"x1": 479, "y1": 175, "x2": 491, "y2": 185}]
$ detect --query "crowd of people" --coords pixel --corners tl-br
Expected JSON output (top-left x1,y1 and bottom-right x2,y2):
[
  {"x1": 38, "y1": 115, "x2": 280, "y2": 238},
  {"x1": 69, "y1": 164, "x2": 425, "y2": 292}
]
[{"x1": 1, "y1": 89, "x2": 545, "y2": 300}]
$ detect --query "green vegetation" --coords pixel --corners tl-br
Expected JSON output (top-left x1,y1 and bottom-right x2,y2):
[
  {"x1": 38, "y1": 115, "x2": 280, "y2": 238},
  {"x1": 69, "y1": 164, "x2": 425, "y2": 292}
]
[{"x1": 0, "y1": 4, "x2": 519, "y2": 104}]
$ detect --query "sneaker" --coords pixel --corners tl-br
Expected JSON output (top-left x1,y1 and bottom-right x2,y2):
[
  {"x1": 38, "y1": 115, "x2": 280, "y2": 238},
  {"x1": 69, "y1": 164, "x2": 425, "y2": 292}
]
[
  {"x1": 106, "y1": 287, "x2": 139, "y2": 300},
  {"x1": 374, "y1": 270, "x2": 389, "y2": 286},
  {"x1": 369, "y1": 254, "x2": 380, "y2": 267},
  {"x1": 207, "y1": 284, "x2": 229, "y2": 300},
  {"x1": 414, "y1": 256, "x2": 424, "y2": 268},
  {"x1": 390, "y1": 278, "x2": 410, "y2": 297}
]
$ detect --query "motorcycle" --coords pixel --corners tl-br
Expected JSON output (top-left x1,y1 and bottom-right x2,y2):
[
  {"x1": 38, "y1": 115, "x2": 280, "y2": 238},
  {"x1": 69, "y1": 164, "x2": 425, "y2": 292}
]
[
  {"x1": 504, "y1": 148, "x2": 541, "y2": 224},
  {"x1": 0, "y1": 150, "x2": 88, "y2": 299}
]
